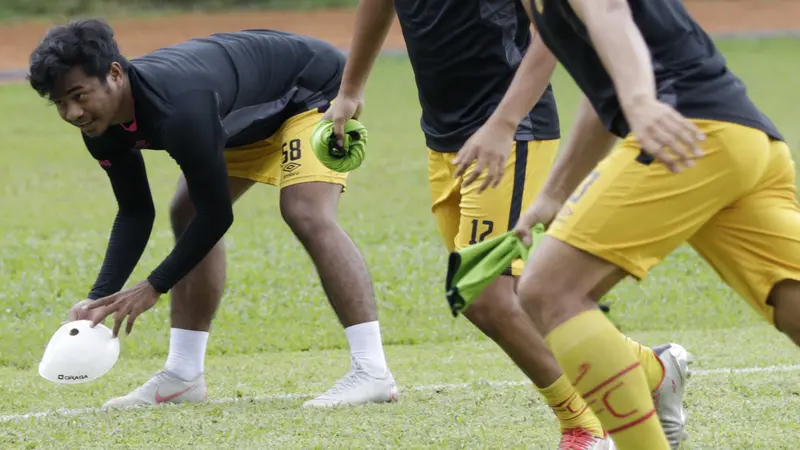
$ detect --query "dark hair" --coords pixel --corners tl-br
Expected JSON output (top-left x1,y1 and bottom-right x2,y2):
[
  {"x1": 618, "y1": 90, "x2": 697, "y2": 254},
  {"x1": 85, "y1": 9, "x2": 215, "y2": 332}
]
[{"x1": 27, "y1": 19, "x2": 129, "y2": 100}]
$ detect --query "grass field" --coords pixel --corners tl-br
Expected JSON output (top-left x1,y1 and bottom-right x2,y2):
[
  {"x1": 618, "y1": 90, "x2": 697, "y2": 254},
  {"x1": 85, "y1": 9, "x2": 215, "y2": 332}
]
[
  {"x1": 1, "y1": 37, "x2": 800, "y2": 448},
  {"x1": 0, "y1": 0, "x2": 359, "y2": 23}
]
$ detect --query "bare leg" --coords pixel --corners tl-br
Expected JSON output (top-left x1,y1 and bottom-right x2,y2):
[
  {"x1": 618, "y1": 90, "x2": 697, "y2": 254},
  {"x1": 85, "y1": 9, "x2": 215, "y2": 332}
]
[
  {"x1": 160, "y1": 176, "x2": 254, "y2": 382},
  {"x1": 464, "y1": 274, "x2": 609, "y2": 441},
  {"x1": 517, "y1": 237, "x2": 671, "y2": 450},
  {"x1": 279, "y1": 181, "x2": 397, "y2": 407},
  {"x1": 168, "y1": 176, "x2": 255, "y2": 331},
  {"x1": 464, "y1": 275, "x2": 563, "y2": 387},
  {"x1": 279, "y1": 182, "x2": 376, "y2": 327}
]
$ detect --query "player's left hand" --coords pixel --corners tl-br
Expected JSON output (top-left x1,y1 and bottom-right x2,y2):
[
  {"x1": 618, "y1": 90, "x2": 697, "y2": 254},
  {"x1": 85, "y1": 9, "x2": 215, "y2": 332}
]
[
  {"x1": 85, "y1": 280, "x2": 161, "y2": 337},
  {"x1": 453, "y1": 119, "x2": 516, "y2": 193}
]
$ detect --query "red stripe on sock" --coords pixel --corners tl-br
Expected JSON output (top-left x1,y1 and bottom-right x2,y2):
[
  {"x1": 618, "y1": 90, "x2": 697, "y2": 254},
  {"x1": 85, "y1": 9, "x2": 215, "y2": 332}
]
[
  {"x1": 552, "y1": 404, "x2": 590, "y2": 420},
  {"x1": 607, "y1": 409, "x2": 657, "y2": 434},
  {"x1": 554, "y1": 396, "x2": 574, "y2": 408},
  {"x1": 582, "y1": 362, "x2": 641, "y2": 398}
]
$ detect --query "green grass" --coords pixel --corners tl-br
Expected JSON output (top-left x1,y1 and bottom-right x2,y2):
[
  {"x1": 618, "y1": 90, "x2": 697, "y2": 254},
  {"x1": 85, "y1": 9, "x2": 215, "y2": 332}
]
[
  {"x1": 1, "y1": 37, "x2": 800, "y2": 448},
  {"x1": 0, "y1": 0, "x2": 357, "y2": 23}
]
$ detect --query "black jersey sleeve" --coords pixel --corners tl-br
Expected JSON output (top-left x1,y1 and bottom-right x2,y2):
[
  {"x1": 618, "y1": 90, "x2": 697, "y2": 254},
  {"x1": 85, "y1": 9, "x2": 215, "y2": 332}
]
[
  {"x1": 145, "y1": 90, "x2": 233, "y2": 294},
  {"x1": 85, "y1": 140, "x2": 157, "y2": 300}
]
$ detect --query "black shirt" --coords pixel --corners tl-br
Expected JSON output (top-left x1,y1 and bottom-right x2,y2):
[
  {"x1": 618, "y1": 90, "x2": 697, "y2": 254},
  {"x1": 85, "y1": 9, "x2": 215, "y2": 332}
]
[
  {"x1": 529, "y1": 0, "x2": 783, "y2": 141},
  {"x1": 394, "y1": 0, "x2": 561, "y2": 152},
  {"x1": 84, "y1": 30, "x2": 346, "y2": 299}
]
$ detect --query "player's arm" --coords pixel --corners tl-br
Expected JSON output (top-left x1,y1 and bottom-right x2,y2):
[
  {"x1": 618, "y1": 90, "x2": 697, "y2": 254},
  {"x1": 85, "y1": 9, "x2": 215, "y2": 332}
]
[
  {"x1": 85, "y1": 140, "x2": 157, "y2": 300},
  {"x1": 338, "y1": 0, "x2": 395, "y2": 98},
  {"x1": 487, "y1": 30, "x2": 556, "y2": 139},
  {"x1": 323, "y1": 0, "x2": 395, "y2": 142},
  {"x1": 483, "y1": 0, "x2": 559, "y2": 136},
  {"x1": 567, "y1": 0, "x2": 704, "y2": 171},
  {"x1": 566, "y1": 0, "x2": 655, "y2": 120},
  {"x1": 454, "y1": 28, "x2": 557, "y2": 189},
  {"x1": 145, "y1": 91, "x2": 234, "y2": 295}
]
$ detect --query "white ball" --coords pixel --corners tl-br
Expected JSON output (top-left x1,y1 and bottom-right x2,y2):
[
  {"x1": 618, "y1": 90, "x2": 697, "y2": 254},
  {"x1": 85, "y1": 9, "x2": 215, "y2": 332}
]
[{"x1": 39, "y1": 320, "x2": 120, "y2": 384}]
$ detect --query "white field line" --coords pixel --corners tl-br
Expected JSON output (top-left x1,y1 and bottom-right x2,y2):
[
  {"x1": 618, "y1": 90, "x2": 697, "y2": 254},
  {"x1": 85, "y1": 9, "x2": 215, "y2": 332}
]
[{"x1": 1, "y1": 363, "x2": 798, "y2": 424}]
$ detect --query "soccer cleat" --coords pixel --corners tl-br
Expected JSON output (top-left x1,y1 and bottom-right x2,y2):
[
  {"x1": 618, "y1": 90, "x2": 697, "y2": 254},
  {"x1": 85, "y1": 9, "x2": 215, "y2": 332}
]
[
  {"x1": 303, "y1": 358, "x2": 399, "y2": 408},
  {"x1": 559, "y1": 429, "x2": 615, "y2": 450},
  {"x1": 101, "y1": 370, "x2": 207, "y2": 409},
  {"x1": 652, "y1": 343, "x2": 693, "y2": 449}
]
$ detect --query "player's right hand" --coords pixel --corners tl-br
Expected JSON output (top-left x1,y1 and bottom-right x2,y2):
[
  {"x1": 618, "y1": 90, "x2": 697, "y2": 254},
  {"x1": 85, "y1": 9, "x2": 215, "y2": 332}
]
[
  {"x1": 322, "y1": 95, "x2": 364, "y2": 148},
  {"x1": 513, "y1": 194, "x2": 563, "y2": 247},
  {"x1": 453, "y1": 118, "x2": 516, "y2": 193},
  {"x1": 626, "y1": 99, "x2": 706, "y2": 173}
]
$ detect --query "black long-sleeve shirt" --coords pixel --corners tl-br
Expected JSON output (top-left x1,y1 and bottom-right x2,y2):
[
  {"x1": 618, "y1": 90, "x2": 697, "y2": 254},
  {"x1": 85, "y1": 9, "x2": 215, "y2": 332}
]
[{"x1": 83, "y1": 30, "x2": 345, "y2": 299}]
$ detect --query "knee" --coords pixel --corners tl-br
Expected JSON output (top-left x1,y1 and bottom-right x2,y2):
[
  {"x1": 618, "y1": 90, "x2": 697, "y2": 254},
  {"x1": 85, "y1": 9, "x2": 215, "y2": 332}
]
[
  {"x1": 517, "y1": 273, "x2": 555, "y2": 327},
  {"x1": 517, "y1": 272, "x2": 581, "y2": 334},
  {"x1": 280, "y1": 192, "x2": 337, "y2": 242},
  {"x1": 169, "y1": 188, "x2": 195, "y2": 237},
  {"x1": 463, "y1": 279, "x2": 521, "y2": 335},
  {"x1": 770, "y1": 280, "x2": 800, "y2": 344}
]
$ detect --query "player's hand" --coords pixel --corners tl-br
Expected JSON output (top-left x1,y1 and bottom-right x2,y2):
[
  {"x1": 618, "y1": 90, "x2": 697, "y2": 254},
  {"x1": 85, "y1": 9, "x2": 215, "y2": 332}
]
[
  {"x1": 453, "y1": 119, "x2": 516, "y2": 193},
  {"x1": 85, "y1": 280, "x2": 161, "y2": 337},
  {"x1": 513, "y1": 195, "x2": 563, "y2": 247},
  {"x1": 64, "y1": 299, "x2": 106, "y2": 325},
  {"x1": 322, "y1": 95, "x2": 364, "y2": 148},
  {"x1": 626, "y1": 99, "x2": 705, "y2": 173}
]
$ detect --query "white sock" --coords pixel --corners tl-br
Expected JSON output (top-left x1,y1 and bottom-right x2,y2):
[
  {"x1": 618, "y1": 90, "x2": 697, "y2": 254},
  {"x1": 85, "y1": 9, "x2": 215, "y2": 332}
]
[
  {"x1": 164, "y1": 328, "x2": 209, "y2": 381},
  {"x1": 345, "y1": 321, "x2": 388, "y2": 376}
]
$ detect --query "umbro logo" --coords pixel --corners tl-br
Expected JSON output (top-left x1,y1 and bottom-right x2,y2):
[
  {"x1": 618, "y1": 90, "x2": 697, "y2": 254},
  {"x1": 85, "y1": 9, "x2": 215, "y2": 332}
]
[{"x1": 283, "y1": 162, "x2": 302, "y2": 173}]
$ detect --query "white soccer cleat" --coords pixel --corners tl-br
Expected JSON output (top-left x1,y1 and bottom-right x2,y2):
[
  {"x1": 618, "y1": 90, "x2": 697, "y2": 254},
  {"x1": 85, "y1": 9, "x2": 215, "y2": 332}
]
[
  {"x1": 101, "y1": 370, "x2": 207, "y2": 409},
  {"x1": 652, "y1": 343, "x2": 693, "y2": 449},
  {"x1": 303, "y1": 358, "x2": 399, "y2": 408}
]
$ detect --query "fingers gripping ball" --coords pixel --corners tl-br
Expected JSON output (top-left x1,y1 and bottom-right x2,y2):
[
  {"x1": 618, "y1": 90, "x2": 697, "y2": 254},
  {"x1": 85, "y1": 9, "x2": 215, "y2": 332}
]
[{"x1": 310, "y1": 119, "x2": 368, "y2": 172}]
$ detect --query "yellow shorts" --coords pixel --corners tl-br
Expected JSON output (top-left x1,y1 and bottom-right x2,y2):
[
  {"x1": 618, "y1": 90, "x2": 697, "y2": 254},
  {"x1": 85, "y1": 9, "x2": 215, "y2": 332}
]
[
  {"x1": 549, "y1": 119, "x2": 800, "y2": 324},
  {"x1": 429, "y1": 139, "x2": 560, "y2": 276},
  {"x1": 224, "y1": 108, "x2": 348, "y2": 190}
]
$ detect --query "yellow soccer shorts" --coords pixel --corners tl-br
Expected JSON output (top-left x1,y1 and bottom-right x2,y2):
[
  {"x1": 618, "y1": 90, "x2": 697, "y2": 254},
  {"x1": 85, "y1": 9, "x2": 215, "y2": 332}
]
[
  {"x1": 548, "y1": 119, "x2": 800, "y2": 324},
  {"x1": 223, "y1": 107, "x2": 348, "y2": 190},
  {"x1": 429, "y1": 139, "x2": 560, "y2": 276}
]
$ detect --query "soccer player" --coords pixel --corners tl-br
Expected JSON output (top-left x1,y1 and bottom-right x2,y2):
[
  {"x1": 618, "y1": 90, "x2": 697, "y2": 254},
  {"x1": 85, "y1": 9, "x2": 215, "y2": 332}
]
[
  {"x1": 27, "y1": 20, "x2": 398, "y2": 409},
  {"x1": 324, "y1": 0, "x2": 690, "y2": 447},
  {"x1": 460, "y1": 0, "x2": 800, "y2": 448}
]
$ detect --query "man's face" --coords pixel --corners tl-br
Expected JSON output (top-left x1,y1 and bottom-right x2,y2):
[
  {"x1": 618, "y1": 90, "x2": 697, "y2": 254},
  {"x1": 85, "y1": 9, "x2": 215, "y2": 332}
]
[{"x1": 52, "y1": 63, "x2": 124, "y2": 137}]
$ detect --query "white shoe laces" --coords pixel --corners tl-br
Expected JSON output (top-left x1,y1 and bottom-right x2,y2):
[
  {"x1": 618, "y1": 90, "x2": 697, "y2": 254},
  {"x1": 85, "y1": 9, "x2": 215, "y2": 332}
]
[{"x1": 318, "y1": 359, "x2": 374, "y2": 397}]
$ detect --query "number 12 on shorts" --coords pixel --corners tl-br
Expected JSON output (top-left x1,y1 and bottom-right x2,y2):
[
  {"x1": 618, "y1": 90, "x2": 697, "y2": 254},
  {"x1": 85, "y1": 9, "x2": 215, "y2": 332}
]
[{"x1": 469, "y1": 219, "x2": 495, "y2": 245}]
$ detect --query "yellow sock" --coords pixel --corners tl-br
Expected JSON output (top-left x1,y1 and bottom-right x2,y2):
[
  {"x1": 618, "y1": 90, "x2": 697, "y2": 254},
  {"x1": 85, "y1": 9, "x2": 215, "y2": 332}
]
[
  {"x1": 538, "y1": 374, "x2": 604, "y2": 437},
  {"x1": 623, "y1": 336, "x2": 665, "y2": 392},
  {"x1": 546, "y1": 310, "x2": 670, "y2": 450}
]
